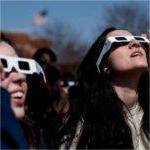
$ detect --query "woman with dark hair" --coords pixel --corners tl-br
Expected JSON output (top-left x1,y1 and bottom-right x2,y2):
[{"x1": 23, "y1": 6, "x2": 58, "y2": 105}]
[{"x1": 59, "y1": 27, "x2": 149, "y2": 149}]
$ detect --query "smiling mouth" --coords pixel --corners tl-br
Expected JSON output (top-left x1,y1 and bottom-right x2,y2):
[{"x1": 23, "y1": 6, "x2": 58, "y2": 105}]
[
  {"x1": 130, "y1": 51, "x2": 143, "y2": 57},
  {"x1": 12, "y1": 92, "x2": 25, "y2": 106}
]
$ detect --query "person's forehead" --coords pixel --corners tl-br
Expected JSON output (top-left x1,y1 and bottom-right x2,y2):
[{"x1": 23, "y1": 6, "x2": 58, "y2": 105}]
[
  {"x1": 107, "y1": 30, "x2": 133, "y2": 37},
  {"x1": 0, "y1": 41, "x2": 17, "y2": 57}
]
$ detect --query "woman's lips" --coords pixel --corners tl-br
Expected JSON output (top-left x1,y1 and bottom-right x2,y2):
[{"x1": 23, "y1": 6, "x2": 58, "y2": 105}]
[
  {"x1": 130, "y1": 51, "x2": 143, "y2": 57},
  {"x1": 13, "y1": 98, "x2": 25, "y2": 106},
  {"x1": 11, "y1": 91, "x2": 25, "y2": 106}
]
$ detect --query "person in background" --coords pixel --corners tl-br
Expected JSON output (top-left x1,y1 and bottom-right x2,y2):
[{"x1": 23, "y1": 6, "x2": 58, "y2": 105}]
[
  {"x1": 60, "y1": 72, "x2": 75, "y2": 94},
  {"x1": 25, "y1": 56, "x2": 65, "y2": 148},
  {"x1": 33, "y1": 47, "x2": 57, "y2": 68},
  {"x1": 26, "y1": 65, "x2": 72, "y2": 149},
  {"x1": 59, "y1": 27, "x2": 149, "y2": 149},
  {"x1": 32, "y1": 47, "x2": 62, "y2": 114},
  {"x1": 58, "y1": 72, "x2": 75, "y2": 117},
  {"x1": 32, "y1": 47, "x2": 76, "y2": 148},
  {"x1": 32, "y1": 47, "x2": 69, "y2": 117}
]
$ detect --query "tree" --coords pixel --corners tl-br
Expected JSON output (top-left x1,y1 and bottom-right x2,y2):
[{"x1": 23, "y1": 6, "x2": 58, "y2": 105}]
[
  {"x1": 43, "y1": 21, "x2": 88, "y2": 63},
  {"x1": 97, "y1": 2, "x2": 149, "y2": 35}
]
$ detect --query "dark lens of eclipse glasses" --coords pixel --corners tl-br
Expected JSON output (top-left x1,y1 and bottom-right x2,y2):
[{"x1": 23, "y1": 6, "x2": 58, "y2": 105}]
[
  {"x1": 18, "y1": 61, "x2": 30, "y2": 70},
  {"x1": 134, "y1": 37, "x2": 145, "y2": 41},
  {"x1": 0, "y1": 58, "x2": 8, "y2": 68},
  {"x1": 115, "y1": 37, "x2": 127, "y2": 41}
]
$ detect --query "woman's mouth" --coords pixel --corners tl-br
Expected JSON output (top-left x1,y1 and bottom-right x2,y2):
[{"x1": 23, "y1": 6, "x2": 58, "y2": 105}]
[
  {"x1": 12, "y1": 91, "x2": 25, "y2": 106},
  {"x1": 130, "y1": 51, "x2": 143, "y2": 57}
]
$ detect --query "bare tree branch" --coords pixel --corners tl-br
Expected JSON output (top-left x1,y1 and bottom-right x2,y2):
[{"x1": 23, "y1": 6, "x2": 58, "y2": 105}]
[{"x1": 97, "y1": 2, "x2": 149, "y2": 34}]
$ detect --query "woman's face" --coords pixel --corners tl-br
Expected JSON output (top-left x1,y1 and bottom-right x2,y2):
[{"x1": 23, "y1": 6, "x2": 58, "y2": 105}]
[
  {"x1": 0, "y1": 42, "x2": 28, "y2": 119},
  {"x1": 106, "y1": 30, "x2": 148, "y2": 74}
]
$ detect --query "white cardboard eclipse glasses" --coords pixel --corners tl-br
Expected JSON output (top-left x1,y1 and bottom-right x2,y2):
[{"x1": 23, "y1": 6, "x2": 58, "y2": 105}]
[
  {"x1": 0, "y1": 54, "x2": 46, "y2": 81},
  {"x1": 96, "y1": 36, "x2": 149, "y2": 73}
]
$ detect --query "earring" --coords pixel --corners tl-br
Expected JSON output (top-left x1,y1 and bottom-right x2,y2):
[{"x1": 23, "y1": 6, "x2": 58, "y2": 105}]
[{"x1": 103, "y1": 67, "x2": 110, "y2": 74}]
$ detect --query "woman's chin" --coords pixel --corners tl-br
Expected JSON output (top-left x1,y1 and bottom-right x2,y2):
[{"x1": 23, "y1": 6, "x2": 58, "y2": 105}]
[{"x1": 13, "y1": 107, "x2": 25, "y2": 120}]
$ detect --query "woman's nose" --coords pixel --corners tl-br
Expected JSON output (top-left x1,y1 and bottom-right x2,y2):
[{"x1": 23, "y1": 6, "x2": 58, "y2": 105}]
[
  {"x1": 128, "y1": 39, "x2": 141, "y2": 49},
  {"x1": 11, "y1": 72, "x2": 26, "y2": 84}
]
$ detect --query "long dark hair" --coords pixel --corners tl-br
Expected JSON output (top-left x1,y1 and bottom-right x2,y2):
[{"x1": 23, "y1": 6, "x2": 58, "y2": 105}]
[
  {"x1": 26, "y1": 74, "x2": 64, "y2": 149},
  {"x1": 67, "y1": 27, "x2": 149, "y2": 149}
]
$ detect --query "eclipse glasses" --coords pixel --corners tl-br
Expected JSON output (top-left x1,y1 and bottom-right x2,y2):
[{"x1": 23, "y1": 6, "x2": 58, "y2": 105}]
[
  {"x1": 0, "y1": 54, "x2": 46, "y2": 81},
  {"x1": 60, "y1": 80, "x2": 75, "y2": 87},
  {"x1": 96, "y1": 36, "x2": 149, "y2": 73}
]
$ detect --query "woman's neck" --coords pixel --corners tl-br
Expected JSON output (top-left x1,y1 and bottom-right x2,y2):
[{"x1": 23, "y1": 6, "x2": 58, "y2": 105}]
[{"x1": 112, "y1": 73, "x2": 141, "y2": 109}]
